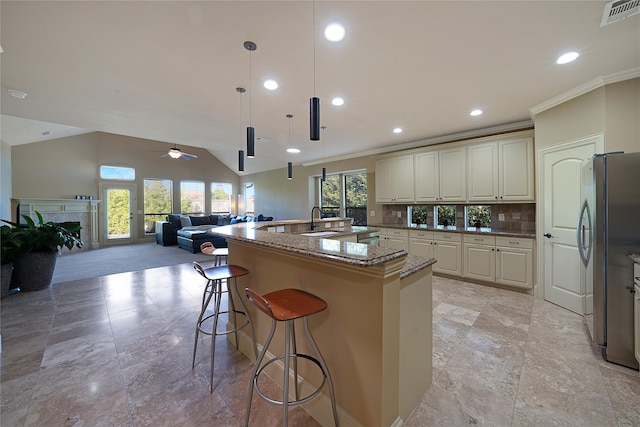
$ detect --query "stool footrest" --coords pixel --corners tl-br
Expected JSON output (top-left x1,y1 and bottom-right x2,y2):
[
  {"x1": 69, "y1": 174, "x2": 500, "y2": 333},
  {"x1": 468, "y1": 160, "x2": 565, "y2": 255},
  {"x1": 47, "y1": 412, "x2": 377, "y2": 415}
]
[
  {"x1": 197, "y1": 310, "x2": 251, "y2": 336},
  {"x1": 253, "y1": 353, "x2": 327, "y2": 407}
]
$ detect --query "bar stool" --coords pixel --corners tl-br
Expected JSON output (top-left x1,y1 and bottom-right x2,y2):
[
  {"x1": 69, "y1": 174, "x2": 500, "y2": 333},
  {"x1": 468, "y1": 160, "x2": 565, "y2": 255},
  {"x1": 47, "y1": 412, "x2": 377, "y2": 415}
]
[
  {"x1": 244, "y1": 287, "x2": 339, "y2": 427},
  {"x1": 192, "y1": 262, "x2": 258, "y2": 392},
  {"x1": 200, "y1": 242, "x2": 229, "y2": 266}
]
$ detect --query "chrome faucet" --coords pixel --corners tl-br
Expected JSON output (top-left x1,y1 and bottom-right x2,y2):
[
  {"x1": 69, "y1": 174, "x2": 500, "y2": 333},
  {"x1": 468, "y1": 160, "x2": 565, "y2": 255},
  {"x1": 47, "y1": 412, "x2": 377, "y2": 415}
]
[{"x1": 310, "y1": 206, "x2": 322, "y2": 230}]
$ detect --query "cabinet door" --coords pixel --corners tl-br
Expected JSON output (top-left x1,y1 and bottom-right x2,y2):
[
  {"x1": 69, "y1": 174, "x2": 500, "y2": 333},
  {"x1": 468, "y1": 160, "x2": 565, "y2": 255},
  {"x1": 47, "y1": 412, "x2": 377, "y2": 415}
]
[
  {"x1": 439, "y1": 148, "x2": 467, "y2": 201},
  {"x1": 467, "y1": 142, "x2": 499, "y2": 202},
  {"x1": 499, "y1": 138, "x2": 534, "y2": 201},
  {"x1": 387, "y1": 236, "x2": 409, "y2": 251},
  {"x1": 635, "y1": 283, "x2": 639, "y2": 365},
  {"x1": 410, "y1": 238, "x2": 434, "y2": 258},
  {"x1": 463, "y1": 243, "x2": 495, "y2": 281},
  {"x1": 375, "y1": 158, "x2": 394, "y2": 203},
  {"x1": 434, "y1": 241, "x2": 462, "y2": 275},
  {"x1": 414, "y1": 151, "x2": 440, "y2": 202},
  {"x1": 392, "y1": 155, "x2": 415, "y2": 202},
  {"x1": 495, "y1": 246, "x2": 533, "y2": 289}
]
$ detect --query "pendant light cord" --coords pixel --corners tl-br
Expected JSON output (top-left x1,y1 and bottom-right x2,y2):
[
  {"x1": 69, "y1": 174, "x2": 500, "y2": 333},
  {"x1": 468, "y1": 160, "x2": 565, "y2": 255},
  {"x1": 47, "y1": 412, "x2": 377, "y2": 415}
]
[{"x1": 313, "y1": 0, "x2": 316, "y2": 96}]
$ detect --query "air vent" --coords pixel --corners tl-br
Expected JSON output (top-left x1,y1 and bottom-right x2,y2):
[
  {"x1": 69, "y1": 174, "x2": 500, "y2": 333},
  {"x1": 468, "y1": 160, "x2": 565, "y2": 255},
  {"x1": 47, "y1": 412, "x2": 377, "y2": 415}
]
[{"x1": 601, "y1": 0, "x2": 640, "y2": 27}]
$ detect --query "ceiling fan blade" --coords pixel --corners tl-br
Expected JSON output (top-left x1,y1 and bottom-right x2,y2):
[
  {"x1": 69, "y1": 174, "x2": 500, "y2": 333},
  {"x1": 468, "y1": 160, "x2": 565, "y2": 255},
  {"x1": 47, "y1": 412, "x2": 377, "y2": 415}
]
[
  {"x1": 182, "y1": 152, "x2": 198, "y2": 159},
  {"x1": 161, "y1": 153, "x2": 170, "y2": 158}
]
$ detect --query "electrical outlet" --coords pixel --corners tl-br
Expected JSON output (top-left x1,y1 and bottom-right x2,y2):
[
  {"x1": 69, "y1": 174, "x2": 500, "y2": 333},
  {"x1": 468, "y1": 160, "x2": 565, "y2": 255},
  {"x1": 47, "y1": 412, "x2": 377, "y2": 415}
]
[
  {"x1": 325, "y1": 222, "x2": 331, "y2": 228},
  {"x1": 498, "y1": 213, "x2": 505, "y2": 221},
  {"x1": 397, "y1": 211, "x2": 402, "y2": 218},
  {"x1": 370, "y1": 210, "x2": 376, "y2": 217}
]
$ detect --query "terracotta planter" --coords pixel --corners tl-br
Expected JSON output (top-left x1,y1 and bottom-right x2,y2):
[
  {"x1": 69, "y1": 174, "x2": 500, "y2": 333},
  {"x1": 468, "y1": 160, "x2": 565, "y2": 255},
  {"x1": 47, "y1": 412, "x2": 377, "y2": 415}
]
[
  {"x1": 1, "y1": 263, "x2": 13, "y2": 298},
  {"x1": 12, "y1": 250, "x2": 59, "y2": 292}
]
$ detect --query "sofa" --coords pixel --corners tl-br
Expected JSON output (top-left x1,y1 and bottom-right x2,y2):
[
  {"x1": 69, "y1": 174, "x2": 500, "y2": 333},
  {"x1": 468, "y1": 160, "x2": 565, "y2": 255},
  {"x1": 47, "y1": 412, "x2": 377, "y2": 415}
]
[{"x1": 155, "y1": 213, "x2": 273, "y2": 253}]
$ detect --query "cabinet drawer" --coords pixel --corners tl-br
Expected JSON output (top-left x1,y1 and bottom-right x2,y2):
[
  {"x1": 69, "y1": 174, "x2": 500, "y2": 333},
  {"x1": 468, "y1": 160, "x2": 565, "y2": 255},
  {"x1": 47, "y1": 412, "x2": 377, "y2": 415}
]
[
  {"x1": 463, "y1": 234, "x2": 496, "y2": 245},
  {"x1": 409, "y1": 230, "x2": 433, "y2": 239},
  {"x1": 496, "y1": 236, "x2": 533, "y2": 249},
  {"x1": 433, "y1": 232, "x2": 462, "y2": 243},
  {"x1": 381, "y1": 228, "x2": 408, "y2": 237}
]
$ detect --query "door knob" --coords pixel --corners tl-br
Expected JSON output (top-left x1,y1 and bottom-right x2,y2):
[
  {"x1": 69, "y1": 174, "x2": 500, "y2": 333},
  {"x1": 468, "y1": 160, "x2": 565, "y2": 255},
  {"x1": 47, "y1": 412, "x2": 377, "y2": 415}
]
[{"x1": 543, "y1": 233, "x2": 553, "y2": 238}]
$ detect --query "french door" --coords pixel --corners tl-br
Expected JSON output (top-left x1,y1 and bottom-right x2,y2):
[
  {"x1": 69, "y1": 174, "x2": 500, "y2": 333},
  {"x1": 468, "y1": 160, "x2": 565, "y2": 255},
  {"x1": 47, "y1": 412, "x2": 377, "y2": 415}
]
[{"x1": 100, "y1": 183, "x2": 136, "y2": 246}]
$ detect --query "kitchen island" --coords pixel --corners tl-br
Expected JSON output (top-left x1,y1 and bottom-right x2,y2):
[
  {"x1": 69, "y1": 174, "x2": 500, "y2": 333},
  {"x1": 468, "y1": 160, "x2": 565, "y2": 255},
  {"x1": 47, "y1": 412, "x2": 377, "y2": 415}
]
[{"x1": 210, "y1": 221, "x2": 435, "y2": 427}]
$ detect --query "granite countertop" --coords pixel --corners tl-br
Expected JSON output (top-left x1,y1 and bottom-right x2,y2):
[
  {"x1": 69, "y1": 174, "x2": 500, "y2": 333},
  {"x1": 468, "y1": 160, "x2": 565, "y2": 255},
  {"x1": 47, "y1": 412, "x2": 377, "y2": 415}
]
[
  {"x1": 629, "y1": 254, "x2": 640, "y2": 264},
  {"x1": 209, "y1": 222, "x2": 435, "y2": 277},
  {"x1": 371, "y1": 223, "x2": 535, "y2": 239}
]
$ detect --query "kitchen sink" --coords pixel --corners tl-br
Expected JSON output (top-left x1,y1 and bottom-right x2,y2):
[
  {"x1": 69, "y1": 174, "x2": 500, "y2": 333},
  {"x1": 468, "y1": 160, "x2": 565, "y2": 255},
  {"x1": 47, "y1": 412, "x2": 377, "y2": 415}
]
[{"x1": 299, "y1": 231, "x2": 340, "y2": 237}]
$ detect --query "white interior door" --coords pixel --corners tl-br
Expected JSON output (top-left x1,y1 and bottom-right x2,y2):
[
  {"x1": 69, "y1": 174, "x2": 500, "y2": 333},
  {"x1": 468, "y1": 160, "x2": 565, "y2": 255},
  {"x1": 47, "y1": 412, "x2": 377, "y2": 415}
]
[
  {"x1": 100, "y1": 183, "x2": 136, "y2": 246},
  {"x1": 538, "y1": 135, "x2": 602, "y2": 314}
]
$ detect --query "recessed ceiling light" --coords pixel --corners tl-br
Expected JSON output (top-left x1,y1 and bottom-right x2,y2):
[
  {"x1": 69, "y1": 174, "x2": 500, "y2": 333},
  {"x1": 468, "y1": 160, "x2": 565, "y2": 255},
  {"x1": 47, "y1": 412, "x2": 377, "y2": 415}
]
[
  {"x1": 8, "y1": 89, "x2": 27, "y2": 99},
  {"x1": 331, "y1": 97, "x2": 344, "y2": 106},
  {"x1": 470, "y1": 109, "x2": 483, "y2": 116},
  {"x1": 393, "y1": 128, "x2": 403, "y2": 134},
  {"x1": 263, "y1": 79, "x2": 278, "y2": 90},
  {"x1": 286, "y1": 148, "x2": 300, "y2": 153},
  {"x1": 324, "y1": 23, "x2": 345, "y2": 42},
  {"x1": 556, "y1": 51, "x2": 579, "y2": 65}
]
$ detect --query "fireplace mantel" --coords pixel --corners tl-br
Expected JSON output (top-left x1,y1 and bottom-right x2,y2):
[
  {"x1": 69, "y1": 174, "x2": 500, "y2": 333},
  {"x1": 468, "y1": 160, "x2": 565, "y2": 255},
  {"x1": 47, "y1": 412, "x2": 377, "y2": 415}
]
[{"x1": 11, "y1": 198, "x2": 102, "y2": 249}]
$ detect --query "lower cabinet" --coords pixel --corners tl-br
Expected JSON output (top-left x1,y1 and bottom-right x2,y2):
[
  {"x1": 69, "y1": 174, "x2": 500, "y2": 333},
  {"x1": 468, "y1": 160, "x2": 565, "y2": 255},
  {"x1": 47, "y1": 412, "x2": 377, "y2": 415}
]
[
  {"x1": 463, "y1": 235, "x2": 533, "y2": 289},
  {"x1": 432, "y1": 232, "x2": 462, "y2": 276},
  {"x1": 379, "y1": 228, "x2": 409, "y2": 251}
]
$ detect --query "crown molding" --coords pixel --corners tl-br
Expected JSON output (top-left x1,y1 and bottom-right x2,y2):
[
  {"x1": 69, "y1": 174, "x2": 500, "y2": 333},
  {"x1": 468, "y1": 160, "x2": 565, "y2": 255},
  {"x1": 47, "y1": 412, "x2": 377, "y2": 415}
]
[{"x1": 529, "y1": 67, "x2": 640, "y2": 117}]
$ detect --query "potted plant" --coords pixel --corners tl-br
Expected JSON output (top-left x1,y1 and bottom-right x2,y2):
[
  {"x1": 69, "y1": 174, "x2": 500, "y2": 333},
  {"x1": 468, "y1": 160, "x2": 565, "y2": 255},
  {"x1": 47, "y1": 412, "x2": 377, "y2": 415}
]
[
  {"x1": 1, "y1": 225, "x2": 22, "y2": 297},
  {"x1": 2, "y1": 211, "x2": 83, "y2": 292}
]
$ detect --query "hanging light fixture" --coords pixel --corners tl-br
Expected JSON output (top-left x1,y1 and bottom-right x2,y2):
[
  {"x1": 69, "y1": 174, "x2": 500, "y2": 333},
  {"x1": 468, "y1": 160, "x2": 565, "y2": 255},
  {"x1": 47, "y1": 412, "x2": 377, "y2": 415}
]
[
  {"x1": 244, "y1": 41, "x2": 257, "y2": 158},
  {"x1": 321, "y1": 125, "x2": 327, "y2": 181},
  {"x1": 310, "y1": 1, "x2": 320, "y2": 141},
  {"x1": 287, "y1": 114, "x2": 294, "y2": 180},
  {"x1": 236, "y1": 87, "x2": 246, "y2": 172}
]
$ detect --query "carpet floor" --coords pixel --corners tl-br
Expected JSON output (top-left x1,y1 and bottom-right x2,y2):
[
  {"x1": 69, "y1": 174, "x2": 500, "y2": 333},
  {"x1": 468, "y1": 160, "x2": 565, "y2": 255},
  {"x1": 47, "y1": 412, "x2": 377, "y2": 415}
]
[{"x1": 51, "y1": 242, "x2": 214, "y2": 284}]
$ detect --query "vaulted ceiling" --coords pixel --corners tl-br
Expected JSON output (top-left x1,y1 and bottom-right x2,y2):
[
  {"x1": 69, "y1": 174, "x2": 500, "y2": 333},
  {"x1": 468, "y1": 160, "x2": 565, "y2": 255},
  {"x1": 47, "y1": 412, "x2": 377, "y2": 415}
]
[{"x1": 1, "y1": 1, "x2": 639, "y2": 174}]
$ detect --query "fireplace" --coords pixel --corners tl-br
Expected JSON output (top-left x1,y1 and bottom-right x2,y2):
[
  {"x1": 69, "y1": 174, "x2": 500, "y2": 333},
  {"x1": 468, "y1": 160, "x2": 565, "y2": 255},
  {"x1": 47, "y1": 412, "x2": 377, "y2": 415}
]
[{"x1": 12, "y1": 198, "x2": 101, "y2": 250}]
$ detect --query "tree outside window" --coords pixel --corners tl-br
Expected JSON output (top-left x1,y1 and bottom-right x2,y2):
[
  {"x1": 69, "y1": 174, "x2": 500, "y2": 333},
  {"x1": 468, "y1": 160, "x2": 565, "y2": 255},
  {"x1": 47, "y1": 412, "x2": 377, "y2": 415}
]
[
  {"x1": 466, "y1": 205, "x2": 491, "y2": 228},
  {"x1": 319, "y1": 171, "x2": 368, "y2": 225},
  {"x1": 181, "y1": 181, "x2": 205, "y2": 215},
  {"x1": 144, "y1": 179, "x2": 172, "y2": 234},
  {"x1": 211, "y1": 183, "x2": 232, "y2": 214},
  {"x1": 435, "y1": 205, "x2": 456, "y2": 226}
]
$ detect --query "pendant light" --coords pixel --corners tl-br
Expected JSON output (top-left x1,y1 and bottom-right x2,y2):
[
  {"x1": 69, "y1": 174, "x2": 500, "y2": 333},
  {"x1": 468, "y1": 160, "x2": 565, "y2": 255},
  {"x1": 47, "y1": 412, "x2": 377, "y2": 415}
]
[
  {"x1": 287, "y1": 114, "x2": 293, "y2": 180},
  {"x1": 310, "y1": 1, "x2": 320, "y2": 141},
  {"x1": 236, "y1": 87, "x2": 246, "y2": 172},
  {"x1": 244, "y1": 41, "x2": 257, "y2": 158},
  {"x1": 321, "y1": 125, "x2": 327, "y2": 181}
]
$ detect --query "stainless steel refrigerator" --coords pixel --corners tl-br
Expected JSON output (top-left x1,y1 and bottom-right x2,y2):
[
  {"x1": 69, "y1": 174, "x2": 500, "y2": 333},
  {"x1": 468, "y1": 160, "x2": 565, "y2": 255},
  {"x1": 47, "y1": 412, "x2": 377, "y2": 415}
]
[{"x1": 579, "y1": 152, "x2": 640, "y2": 370}]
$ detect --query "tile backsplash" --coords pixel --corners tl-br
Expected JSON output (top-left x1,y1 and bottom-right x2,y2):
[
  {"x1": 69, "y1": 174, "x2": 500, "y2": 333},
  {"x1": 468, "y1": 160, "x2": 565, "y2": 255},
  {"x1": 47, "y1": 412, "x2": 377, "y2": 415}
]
[{"x1": 380, "y1": 203, "x2": 535, "y2": 233}]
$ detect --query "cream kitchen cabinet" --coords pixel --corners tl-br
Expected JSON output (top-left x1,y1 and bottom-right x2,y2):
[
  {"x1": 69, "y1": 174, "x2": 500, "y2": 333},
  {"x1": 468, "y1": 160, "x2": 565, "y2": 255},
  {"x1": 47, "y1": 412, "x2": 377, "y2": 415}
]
[
  {"x1": 379, "y1": 228, "x2": 409, "y2": 251},
  {"x1": 432, "y1": 232, "x2": 462, "y2": 276},
  {"x1": 375, "y1": 155, "x2": 415, "y2": 203},
  {"x1": 634, "y1": 263, "x2": 639, "y2": 364},
  {"x1": 463, "y1": 234, "x2": 497, "y2": 282},
  {"x1": 409, "y1": 229, "x2": 434, "y2": 259},
  {"x1": 467, "y1": 136, "x2": 534, "y2": 202},
  {"x1": 415, "y1": 147, "x2": 466, "y2": 202},
  {"x1": 463, "y1": 235, "x2": 534, "y2": 289}
]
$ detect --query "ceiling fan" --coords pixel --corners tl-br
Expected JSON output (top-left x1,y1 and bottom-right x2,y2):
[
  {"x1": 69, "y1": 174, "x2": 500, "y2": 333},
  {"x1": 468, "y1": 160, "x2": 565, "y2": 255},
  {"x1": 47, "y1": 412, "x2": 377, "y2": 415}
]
[{"x1": 161, "y1": 144, "x2": 198, "y2": 160}]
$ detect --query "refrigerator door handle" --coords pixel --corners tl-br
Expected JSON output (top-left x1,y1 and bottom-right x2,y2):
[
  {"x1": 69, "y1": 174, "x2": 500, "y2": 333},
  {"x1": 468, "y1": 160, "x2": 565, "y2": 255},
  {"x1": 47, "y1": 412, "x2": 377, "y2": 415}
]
[{"x1": 577, "y1": 199, "x2": 592, "y2": 267}]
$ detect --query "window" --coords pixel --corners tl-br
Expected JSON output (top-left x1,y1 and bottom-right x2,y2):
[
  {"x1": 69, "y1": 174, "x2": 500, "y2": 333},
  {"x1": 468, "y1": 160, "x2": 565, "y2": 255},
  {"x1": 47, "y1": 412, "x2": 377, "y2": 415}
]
[
  {"x1": 435, "y1": 205, "x2": 456, "y2": 227},
  {"x1": 180, "y1": 181, "x2": 205, "y2": 215},
  {"x1": 243, "y1": 182, "x2": 255, "y2": 215},
  {"x1": 100, "y1": 165, "x2": 135, "y2": 180},
  {"x1": 466, "y1": 205, "x2": 491, "y2": 228},
  {"x1": 143, "y1": 179, "x2": 172, "y2": 234},
  {"x1": 410, "y1": 205, "x2": 429, "y2": 226},
  {"x1": 211, "y1": 183, "x2": 232, "y2": 214},
  {"x1": 319, "y1": 170, "x2": 368, "y2": 225}
]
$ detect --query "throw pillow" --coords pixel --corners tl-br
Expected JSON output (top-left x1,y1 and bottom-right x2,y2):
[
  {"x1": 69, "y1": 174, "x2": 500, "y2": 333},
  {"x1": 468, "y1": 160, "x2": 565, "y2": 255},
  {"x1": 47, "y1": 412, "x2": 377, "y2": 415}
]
[
  {"x1": 168, "y1": 214, "x2": 182, "y2": 228},
  {"x1": 180, "y1": 216, "x2": 192, "y2": 227},
  {"x1": 190, "y1": 216, "x2": 210, "y2": 226},
  {"x1": 209, "y1": 215, "x2": 219, "y2": 225},
  {"x1": 218, "y1": 215, "x2": 231, "y2": 226}
]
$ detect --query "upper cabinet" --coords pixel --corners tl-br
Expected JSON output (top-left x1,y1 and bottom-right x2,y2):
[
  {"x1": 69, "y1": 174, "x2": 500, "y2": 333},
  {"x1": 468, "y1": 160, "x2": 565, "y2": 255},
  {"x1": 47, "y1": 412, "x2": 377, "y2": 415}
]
[
  {"x1": 467, "y1": 135, "x2": 534, "y2": 202},
  {"x1": 415, "y1": 147, "x2": 466, "y2": 202},
  {"x1": 375, "y1": 155, "x2": 415, "y2": 203}
]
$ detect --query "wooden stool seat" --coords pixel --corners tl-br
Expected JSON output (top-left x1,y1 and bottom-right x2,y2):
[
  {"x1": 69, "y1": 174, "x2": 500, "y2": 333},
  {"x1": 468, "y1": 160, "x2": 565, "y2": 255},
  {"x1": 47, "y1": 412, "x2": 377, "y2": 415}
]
[
  {"x1": 200, "y1": 242, "x2": 229, "y2": 266},
  {"x1": 245, "y1": 288, "x2": 327, "y2": 321}
]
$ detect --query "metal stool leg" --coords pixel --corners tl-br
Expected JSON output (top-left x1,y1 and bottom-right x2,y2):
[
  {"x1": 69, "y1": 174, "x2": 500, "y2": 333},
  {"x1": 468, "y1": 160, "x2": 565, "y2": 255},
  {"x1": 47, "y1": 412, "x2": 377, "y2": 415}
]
[
  {"x1": 304, "y1": 316, "x2": 339, "y2": 426},
  {"x1": 230, "y1": 278, "x2": 258, "y2": 359},
  {"x1": 193, "y1": 279, "x2": 215, "y2": 369},
  {"x1": 209, "y1": 278, "x2": 224, "y2": 393},
  {"x1": 245, "y1": 318, "x2": 277, "y2": 427}
]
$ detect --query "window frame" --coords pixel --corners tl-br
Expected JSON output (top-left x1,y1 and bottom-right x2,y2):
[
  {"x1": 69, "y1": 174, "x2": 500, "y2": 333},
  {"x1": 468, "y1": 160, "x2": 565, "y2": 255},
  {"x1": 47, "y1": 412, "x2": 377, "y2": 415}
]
[{"x1": 180, "y1": 180, "x2": 206, "y2": 215}]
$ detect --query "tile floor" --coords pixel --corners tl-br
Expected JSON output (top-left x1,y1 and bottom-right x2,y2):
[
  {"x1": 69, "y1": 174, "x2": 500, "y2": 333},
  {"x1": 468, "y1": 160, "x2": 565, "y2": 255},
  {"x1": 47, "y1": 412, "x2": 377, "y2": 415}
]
[{"x1": 1, "y1": 265, "x2": 639, "y2": 426}]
